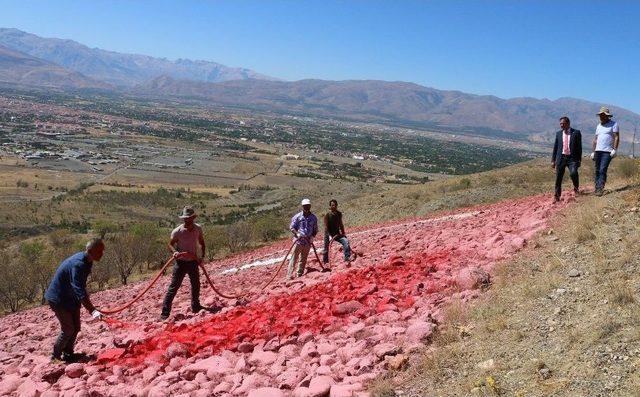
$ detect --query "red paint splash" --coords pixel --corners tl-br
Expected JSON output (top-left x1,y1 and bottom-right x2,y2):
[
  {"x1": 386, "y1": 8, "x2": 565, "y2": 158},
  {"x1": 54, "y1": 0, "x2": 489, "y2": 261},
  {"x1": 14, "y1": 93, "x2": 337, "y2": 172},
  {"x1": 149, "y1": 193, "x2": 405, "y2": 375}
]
[
  {"x1": 95, "y1": 194, "x2": 565, "y2": 368},
  {"x1": 99, "y1": 250, "x2": 453, "y2": 366}
]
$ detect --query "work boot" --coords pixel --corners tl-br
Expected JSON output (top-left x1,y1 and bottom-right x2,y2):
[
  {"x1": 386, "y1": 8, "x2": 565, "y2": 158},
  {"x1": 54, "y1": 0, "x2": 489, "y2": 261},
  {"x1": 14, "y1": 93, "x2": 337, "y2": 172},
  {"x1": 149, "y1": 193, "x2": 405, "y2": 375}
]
[
  {"x1": 62, "y1": 352, "x2": 86, "y2": 363},
  {"x1": 595, "y1": 188, "x2": 603, "y2": 197},
  {"x1": 553, "y1": 196, "x2": 560, "y2": 203},
  {"x1": 159, "y1": 313, "x2": 169, "y2": 321},
  {"x1": 192, "y1": 305, "x2": 203, "y2": 314}
]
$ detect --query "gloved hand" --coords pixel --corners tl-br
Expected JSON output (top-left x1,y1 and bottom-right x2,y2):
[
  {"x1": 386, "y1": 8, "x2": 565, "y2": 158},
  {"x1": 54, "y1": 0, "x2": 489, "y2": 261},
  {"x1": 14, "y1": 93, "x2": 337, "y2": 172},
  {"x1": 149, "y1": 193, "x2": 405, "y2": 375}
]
[
  {"x1": 91, "y1": 310, "x2": 103, "y2": 320},
  {"x1": 610, "y1": 149, "x2": 617, "y2": 158},
  {"x1": 590, "y1": 152, "x2": 595, "y2": 160}
]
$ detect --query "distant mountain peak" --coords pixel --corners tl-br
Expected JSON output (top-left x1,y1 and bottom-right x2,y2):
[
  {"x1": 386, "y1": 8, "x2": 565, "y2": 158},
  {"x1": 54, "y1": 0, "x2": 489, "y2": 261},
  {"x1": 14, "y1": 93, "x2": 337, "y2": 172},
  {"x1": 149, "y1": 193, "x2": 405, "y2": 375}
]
[
  {"x1": 0, "y1": 27, "x2": 278, "y2": 87},
  {"x1": 0, "y1": 44, "x2": 111, "y2": 89}
]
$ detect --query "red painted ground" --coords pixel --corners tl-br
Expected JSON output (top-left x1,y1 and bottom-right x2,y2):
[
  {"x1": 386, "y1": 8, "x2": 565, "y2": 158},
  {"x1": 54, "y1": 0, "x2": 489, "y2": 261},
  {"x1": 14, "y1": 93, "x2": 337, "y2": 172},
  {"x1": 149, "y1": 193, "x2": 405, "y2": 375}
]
[{"x1": 0, "y1": 193, "x2": 571, "y2": 397}]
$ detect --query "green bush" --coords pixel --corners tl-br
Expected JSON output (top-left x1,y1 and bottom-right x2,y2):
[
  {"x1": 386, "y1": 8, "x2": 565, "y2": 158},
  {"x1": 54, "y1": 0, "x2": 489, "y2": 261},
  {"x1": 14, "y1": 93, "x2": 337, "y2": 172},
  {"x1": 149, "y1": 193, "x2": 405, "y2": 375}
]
[{"x1": 253, "y1": 214, "x2": 285, "y2": 242}]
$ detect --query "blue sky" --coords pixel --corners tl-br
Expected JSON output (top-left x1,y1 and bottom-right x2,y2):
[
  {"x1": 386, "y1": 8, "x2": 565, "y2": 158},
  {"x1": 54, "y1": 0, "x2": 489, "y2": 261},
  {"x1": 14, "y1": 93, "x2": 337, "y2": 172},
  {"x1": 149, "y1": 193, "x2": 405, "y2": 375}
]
[{"x1": 1, "y1": 0, "x2": 639, "y2": 112}]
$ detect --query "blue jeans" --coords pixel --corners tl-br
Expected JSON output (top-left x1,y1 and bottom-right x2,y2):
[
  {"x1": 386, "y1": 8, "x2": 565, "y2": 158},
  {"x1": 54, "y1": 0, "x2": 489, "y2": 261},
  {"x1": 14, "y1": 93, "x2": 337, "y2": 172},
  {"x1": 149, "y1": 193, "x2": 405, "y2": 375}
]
[
  {"x1": 594, "y1": 151, "x2": 613, "y2": 190},
  {"x1": 323, "y1": 233, "x2": 351, "y2": 263}
]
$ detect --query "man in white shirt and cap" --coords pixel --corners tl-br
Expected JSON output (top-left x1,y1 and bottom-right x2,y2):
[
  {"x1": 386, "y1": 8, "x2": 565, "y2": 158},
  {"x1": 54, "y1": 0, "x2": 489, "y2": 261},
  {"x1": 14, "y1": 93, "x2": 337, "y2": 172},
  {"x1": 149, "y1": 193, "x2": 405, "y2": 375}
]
[
  {"x1": 288, "y1": 198, "x2": 318, "y2": 279},
  {"x1": 591, "y1": 106, "x2": 620, "y2": 196}
]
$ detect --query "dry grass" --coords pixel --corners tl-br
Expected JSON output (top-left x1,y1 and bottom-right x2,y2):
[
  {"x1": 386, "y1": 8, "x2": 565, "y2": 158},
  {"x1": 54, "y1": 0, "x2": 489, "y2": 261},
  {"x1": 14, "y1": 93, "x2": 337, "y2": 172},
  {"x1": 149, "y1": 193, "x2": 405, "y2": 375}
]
[
  {"x1": 571, "y1": 206, "x2": 601, "y2": 242},
  {"x1": 399, "y1": 183, "x2": 640, "y2": 396},
  {"x1": 608, "y1": 280, "x2": 637, "y2": 307},
  {"x1": 369, "y1": 375, "x2": 397, "y2": 397},
  {"x1": 614, "y1": 157, "x2": 640, "y2": 179}
]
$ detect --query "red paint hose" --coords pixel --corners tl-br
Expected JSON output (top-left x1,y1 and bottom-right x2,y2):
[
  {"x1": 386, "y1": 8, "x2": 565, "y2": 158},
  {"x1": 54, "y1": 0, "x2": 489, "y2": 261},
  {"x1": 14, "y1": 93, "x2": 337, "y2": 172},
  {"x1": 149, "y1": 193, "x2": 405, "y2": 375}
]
[
  {"x1": 97, "y1": 256, "x2": 175, "y2": 315},
  {"x1": 198, "y1": 262, "x2": 245, "y2": 299},
  {"x1": 96, "y1": 238, "x2": 308, "y2": 315},
  {"x1": 199, "y1": 238, "x2": 299, "y2": 299},
  {"x1": 310, "y1": 241, "x2": 326, "y2": 270},
  {"x1": 258, "y1": 239, "x2": 297, "y2": 291}
]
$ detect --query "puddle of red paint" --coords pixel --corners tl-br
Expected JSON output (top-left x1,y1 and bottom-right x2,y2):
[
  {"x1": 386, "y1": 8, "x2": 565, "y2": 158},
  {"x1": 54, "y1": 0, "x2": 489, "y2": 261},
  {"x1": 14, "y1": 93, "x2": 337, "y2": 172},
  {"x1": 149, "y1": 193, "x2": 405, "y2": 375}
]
[{"x1": 98, "y1": 250, "x2": 452, "y2": 366}]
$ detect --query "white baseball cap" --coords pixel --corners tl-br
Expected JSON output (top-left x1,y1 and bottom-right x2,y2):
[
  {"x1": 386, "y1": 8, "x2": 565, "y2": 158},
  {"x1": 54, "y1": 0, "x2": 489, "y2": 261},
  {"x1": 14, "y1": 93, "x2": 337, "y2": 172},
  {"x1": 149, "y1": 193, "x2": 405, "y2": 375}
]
[{"x1": 301, "y1": 198, "x2": 311, "y2": 206}]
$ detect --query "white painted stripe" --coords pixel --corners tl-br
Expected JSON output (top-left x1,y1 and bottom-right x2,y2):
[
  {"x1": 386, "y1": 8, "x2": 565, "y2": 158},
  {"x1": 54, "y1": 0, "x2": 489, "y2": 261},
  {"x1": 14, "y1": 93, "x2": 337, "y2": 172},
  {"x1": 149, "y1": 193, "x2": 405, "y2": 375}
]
[{"x1": 217, "y1": 210, "x2": 481, "y2": 275}]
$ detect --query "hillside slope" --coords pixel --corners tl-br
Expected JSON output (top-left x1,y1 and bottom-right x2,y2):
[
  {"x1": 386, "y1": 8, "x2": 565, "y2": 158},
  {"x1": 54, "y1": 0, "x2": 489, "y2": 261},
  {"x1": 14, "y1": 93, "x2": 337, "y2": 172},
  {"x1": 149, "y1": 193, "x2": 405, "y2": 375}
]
[
  {"x1": 0, "y1": 192, "x2": 567, "y2": 396},
  {"x1": 394, "y1": 182, "x2": 640, "y2": 397}
]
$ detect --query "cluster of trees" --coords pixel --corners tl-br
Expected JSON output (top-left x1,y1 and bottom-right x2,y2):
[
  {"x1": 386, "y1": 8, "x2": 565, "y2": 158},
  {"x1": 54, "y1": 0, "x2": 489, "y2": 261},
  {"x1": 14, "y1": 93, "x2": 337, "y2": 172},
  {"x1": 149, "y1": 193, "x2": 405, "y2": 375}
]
[
  {"x1": 0, "y1": 230, "x2": 79, "y2": 312},
  {"x1": 0, "y1": 213, "x2": 286, "y2": 314}
]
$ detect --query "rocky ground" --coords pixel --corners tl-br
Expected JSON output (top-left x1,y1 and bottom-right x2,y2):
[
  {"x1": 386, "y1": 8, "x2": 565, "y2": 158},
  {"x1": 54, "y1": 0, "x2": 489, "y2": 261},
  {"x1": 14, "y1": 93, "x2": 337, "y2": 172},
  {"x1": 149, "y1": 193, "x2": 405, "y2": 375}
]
[
  {"x1": 0, "y1": 193, "x2": 569, "y2": 397},
  {"x1": 388, "y1": 183, "x2": 640, "y2": 397}
]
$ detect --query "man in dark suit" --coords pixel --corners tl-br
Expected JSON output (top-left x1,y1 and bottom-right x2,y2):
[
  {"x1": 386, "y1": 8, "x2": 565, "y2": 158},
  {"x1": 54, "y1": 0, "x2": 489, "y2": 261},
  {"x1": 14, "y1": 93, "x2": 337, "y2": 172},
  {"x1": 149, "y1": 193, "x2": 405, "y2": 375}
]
[{"x1": 551, "y1": 116, "x2": 582, "y2": 202}]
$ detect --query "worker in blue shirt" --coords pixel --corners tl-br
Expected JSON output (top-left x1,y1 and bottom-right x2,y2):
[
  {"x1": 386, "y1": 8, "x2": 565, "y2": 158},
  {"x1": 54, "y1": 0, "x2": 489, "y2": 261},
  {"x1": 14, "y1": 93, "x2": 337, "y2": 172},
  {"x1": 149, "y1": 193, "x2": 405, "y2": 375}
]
[{"x1": 44, "y1": 238, "x2": 106, "y2": 362}]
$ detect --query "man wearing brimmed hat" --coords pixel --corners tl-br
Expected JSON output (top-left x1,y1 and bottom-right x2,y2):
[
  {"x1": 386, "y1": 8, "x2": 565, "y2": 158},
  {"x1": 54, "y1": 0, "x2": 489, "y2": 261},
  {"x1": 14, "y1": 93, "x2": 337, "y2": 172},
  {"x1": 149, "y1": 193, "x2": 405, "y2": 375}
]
[
  {"x1": 160, "y1": 206, "x2": 205, "y2": 320},
  {"x1": 288, "y1": 198, "x2": 318, "y2": 279},
  {"x1": 591, "y1": 106, "x2": 620, "y2": 196}
]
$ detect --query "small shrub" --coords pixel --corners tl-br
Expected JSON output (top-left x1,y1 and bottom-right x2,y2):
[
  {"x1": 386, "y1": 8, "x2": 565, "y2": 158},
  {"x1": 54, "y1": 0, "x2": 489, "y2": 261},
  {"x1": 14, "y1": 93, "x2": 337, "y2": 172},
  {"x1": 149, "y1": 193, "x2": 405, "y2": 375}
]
[
  {"x1": 609, "y1": 281, "x2": 637, "y2": 306},
  {"x1": 252, "y1": 214, "x2": 284, "y2": 242},
  {"x1": 597, "y1": 321, "x2": 622, "y2": 340},
  {"x1": 225, "y1": 221, "x2": 253, "y2": 252},
  {"x1": 369, "y1": 376, "x2": 397, "y2": 397},
  {"x1": 572, "y1": 207, "x2": 599, "y2": 243},
  {"x1": 406, "y1": 191, "x2": 421, "y2": 200}
]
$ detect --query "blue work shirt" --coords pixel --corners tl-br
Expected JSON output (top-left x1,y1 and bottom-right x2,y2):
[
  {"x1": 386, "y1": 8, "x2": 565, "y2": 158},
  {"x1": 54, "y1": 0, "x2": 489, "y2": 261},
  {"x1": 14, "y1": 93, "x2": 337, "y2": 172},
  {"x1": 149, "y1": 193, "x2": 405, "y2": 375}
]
[
  {"x1": 45, "y1": 252, "x2": 93, "y2": 310},
  {"x1": 290, "y1": 211, "x2": 318, "y2": 246}
]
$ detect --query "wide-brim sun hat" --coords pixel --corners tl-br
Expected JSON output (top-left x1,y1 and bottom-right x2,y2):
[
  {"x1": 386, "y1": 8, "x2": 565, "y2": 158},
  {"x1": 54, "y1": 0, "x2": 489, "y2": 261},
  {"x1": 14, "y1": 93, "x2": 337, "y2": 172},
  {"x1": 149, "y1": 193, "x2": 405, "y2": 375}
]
[
  {"x1": 301, "y1": 198, "x2": 311, "y2": 206},
  {"x1": 597, "y1": 106, "x2": 613, "y2": 117},
  {"x1": 179, "y1": 206, "x2": 197, "y2": 219}
]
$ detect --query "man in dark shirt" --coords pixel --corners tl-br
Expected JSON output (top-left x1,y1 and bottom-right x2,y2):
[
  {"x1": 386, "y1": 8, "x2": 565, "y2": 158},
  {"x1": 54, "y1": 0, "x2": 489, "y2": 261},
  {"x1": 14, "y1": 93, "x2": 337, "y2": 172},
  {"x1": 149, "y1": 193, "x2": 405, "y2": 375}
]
[
  {"x1": 323, "y1": 199, "x2": 353, "y2": 265},
  {"x1": 45, "y1": 238, "x2": 105, "y2": 362}
]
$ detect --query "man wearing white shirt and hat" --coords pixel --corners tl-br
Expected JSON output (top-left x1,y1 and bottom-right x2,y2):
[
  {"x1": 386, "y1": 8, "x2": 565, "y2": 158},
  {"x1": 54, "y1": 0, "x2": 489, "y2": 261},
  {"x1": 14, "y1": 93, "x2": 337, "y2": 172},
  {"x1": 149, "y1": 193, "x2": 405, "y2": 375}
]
[
  {"x1": 591, "y1": 106, "x2": 620, "y2": 196},
  {"x1": 288, "y1": 198, "x2": 318, "y2": 279}
]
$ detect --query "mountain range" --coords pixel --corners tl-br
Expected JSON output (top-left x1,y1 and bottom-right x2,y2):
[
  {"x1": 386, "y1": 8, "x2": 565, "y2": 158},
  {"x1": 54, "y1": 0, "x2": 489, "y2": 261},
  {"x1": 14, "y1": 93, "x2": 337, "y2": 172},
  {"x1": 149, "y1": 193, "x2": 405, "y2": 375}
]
[
  {"x1": 0, "y1": 44, "x2": 109, "y2": 89},
  {"x1": 0, "y1": 27, "x2": 638, "y2": 143},
  {"x1": 0, "y1": 28, "x2": 275, "y2": 87},
  {"x1": 138, "y1": 76, "x2": 640, "y2": 140}
]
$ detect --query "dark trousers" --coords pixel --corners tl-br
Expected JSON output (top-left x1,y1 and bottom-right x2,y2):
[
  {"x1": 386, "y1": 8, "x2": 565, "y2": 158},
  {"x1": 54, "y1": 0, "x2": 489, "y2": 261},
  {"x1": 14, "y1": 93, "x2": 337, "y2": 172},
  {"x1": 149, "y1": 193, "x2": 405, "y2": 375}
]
[
  {"x1": 555, "y1": 155, "x2": 579, "y2": 198},
  {"x1": 594, "y1": 151, "x2": 613, "y2": 190},
  {"x1": 49, "y1": 302, "x2": 81, "y2": 358},
  {"x1": 161, "y1": 260, "x2": 201, "y2": 316},
  {"x1": 323, "y1": 233, "x2": 352, "y2": 263}
]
